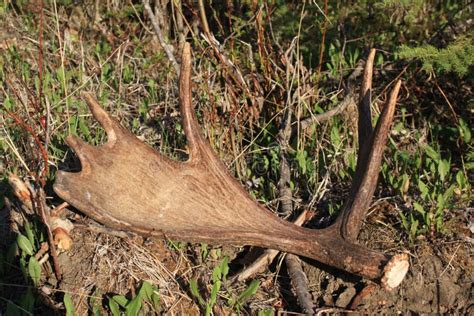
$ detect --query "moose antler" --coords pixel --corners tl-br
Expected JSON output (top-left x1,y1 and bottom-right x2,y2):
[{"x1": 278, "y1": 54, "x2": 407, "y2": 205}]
[{"x1": 54, "y1": 43, "x2": 408, "y2": 289}]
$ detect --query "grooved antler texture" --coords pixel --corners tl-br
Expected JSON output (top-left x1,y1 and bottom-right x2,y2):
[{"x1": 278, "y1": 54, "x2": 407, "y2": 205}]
[{"x1": 54, "y1": 43, "x2": 408, "y2": 287}]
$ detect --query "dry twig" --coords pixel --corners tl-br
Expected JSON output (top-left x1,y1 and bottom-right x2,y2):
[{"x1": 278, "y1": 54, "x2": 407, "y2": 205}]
[
  {"x1": 143, "y1": 0, "x2": 180, "y2": 74},
  {"x1": 297, "y1": 93, "x2": 356, "y2": 132},
  {"x1": 197, "y1": 0, "x2": 211, "y2": 37},
  {"x1": 296, "y1": 52, "x2": 370, "y2": 134},
  {"x1": 286, "y1": 254, "x2": 314, "y2": 314},
  {"x1": 349, "y1": 283, "x2": 377, "y2": 310},
  {"x1": 35, "y1": 188, "x2": 62, "y2": 281}
]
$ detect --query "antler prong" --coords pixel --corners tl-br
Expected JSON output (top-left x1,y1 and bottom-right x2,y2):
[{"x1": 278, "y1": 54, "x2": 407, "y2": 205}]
[
  {"x1": 82, "y1": 92, "x2": 120, "y2": 145},
  {"x1": 341, "y1": 79, "x2": 402, "y2": 240},
  {"x1": 179, "y1": 42, "x2": 207, "y2": 162},
  {"x1": 358, "y1": 48, "x2": 376, "y2": 150}
]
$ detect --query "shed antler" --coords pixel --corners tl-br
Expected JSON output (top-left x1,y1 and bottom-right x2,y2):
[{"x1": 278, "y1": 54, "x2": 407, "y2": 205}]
[{"x1": 54, "y1": 44, "x2": 408, "y2": 289}]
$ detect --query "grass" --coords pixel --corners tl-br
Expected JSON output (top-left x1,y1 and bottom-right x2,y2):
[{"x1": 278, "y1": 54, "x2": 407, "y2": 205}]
[{"x1": 0, "y1": 1, "x2": 472, "y2": 314}]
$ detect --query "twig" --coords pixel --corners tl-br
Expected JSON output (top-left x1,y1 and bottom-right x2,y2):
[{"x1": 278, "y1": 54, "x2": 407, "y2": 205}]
[
  {"x1": 439, "y1": 243, "x2": 461, "y2": 278},
  {"x1": 233, "y1": 249, "x2": 280, "y2": 283},
  {"x1": 38, "y1": 1, "x2": 45, "y2": 155},
  {"x1": 52, "y1": 0, "x2": 70, "y2": 134},
  {"x1": 296, "y1": 54, "x2": 367, "y2": 134},
  {"x1": 281, "y1": 201, "x2": 314, "y2": 312},
  {"x1": 34, "y1": 242, "x2": 50, "y2": 260},
  {"x1": 172, "y1": 0, "x2": 186, "y2": 46},
  {"x1": 276, "y1": 40, "x2": 315, "y2": 313},
  {"x1": 0, "y1": 116, "x2": 31, "y2": 172},
  {"x1": 297, "y1": 93, "x2": 356, "y2": 132},
  {"x1": 434, "y1": 79, "x2": 459, "y2": 124},
  {"x1": 315, "y1": 0, "x2": 328, "y2": 80},
  {"x1": 311, "y1": 0, "x2": 331, "y2": 24},
  {"x1": 38, "y1": 0, "x2": 44, "y2": 111},
  {"x1": 286, "y1": 254, "x2": 314, "y2": 314},
  {"x1": 315, "y1": 307, "x2": 353, "y2": 315},
  {"x1": 197, "y1": 0, "x2": 211, "y2": 37},
  {"x1": 278, "y1": 105, "x2": 294, "y2": 216},
  {"x1": 143, "y1": 0, "x2": 180, "y2": 74},
  {"x1": 44, "y1": 94, "x2": 51, "y2": 152},
  {"x1": 35, "y1": 188, "x2": 62, "y2": 281},
  {"x1": 50, "y1": 202, "x2": 68, "y2": 217},
  {"x1": 200, "y1": 32, "x2": 250, "y2": 94},
  {"x1": 5, "y1": 111, "x2": 49, "y2": 186}
]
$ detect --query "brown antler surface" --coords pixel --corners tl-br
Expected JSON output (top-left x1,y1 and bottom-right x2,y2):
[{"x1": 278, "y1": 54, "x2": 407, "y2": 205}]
[{"x1": 54, "y1": 43, "x2": 408, "y2": 289}]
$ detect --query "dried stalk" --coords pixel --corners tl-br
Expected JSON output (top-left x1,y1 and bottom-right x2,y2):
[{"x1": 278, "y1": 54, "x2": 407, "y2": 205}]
[{"x1": 143, "y1": 0, "x2": 180, "y2": 74}]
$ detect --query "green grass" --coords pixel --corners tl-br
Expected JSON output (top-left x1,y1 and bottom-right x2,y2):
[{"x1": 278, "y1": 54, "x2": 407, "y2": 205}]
[{"x1": 190, "y1": 256, "x2": 260, "y2": 315}]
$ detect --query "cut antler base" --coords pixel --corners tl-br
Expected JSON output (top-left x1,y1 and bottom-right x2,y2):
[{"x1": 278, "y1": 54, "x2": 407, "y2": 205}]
[{"x1": 54, "y1": 43, "x2": 408, "y2": 289}]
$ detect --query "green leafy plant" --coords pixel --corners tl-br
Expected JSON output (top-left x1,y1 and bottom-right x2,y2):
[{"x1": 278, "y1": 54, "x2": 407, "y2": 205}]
[
  {"x1": 228, "y1": 279, "x2": 260, "y2": 313},
  {"x1": 190, "y1": 257, "x2": 229, "y2": 315},
  {"x1": 89, "y1": 290, "x2": 102, "y2": 316},
  {"x1": 325, "y1": 41, "x2": 361, "y2": 77},
  {"x1": 398, "y1": 36, "x2": 474, "y2": 76},
  {"x1": 17, "y1": 222, "x2": 45, "y2": 286},
  {"x1": 107, "y1": 281, "x2": 160, "y2": 316},
  {"x1": 27, "y1": 257, "x2": 41, "y2": 287},
  {"x1": 10, "y1": 222, "x2": 44, "y2": 314},
  {"x1": 384, "y1": 131, "x2": 470, "y2": 243},
  {"x1": 189, "y1": 257, "x2": 260, "y2": 315},
  {"x1": 63, "y1": 293, "x2": 75, "y2": 316},
  {"x1": 258, "y1": 309, "x2": 275, "y2": 316}
]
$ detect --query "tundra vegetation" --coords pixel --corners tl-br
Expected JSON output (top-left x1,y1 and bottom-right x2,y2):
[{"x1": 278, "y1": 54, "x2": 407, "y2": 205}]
[{"x1": 0, "y1": 0, "x2": 472, "y2": 314}]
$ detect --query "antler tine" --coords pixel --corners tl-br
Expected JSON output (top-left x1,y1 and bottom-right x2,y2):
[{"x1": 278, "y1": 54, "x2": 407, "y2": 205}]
[
  {"x1": 344, "y1": 49, "x2": 377, "y2": 204},
  {"x1": 179, "y1": 42, "x2": 236, "y2": 173},
  {"x1": 341, "y1": 79, "x2": 402, "y2": 241},
  {"x1": 358, "y1": 48, "x2": 376, "y2": 151},
  {"x1": 81, "y1": 92, "x2": 121, "y2": 145},
  {"x1": 180, "y1": 43, "x2": 210, "y2": 162}
]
